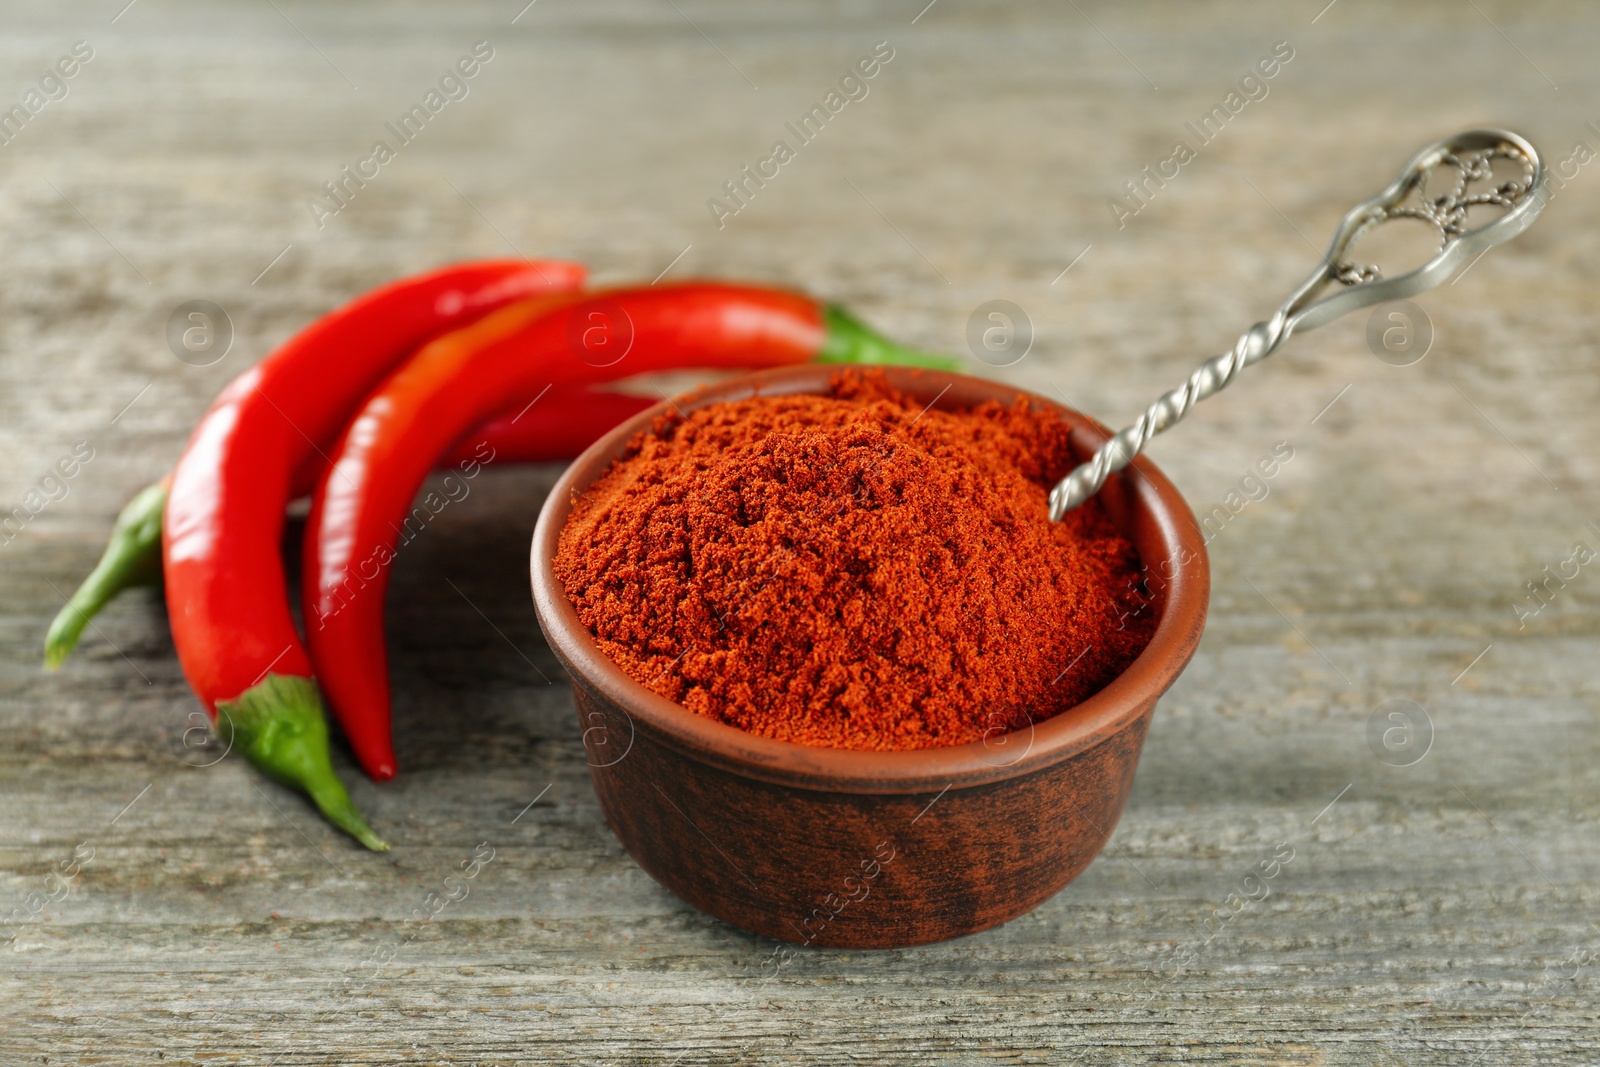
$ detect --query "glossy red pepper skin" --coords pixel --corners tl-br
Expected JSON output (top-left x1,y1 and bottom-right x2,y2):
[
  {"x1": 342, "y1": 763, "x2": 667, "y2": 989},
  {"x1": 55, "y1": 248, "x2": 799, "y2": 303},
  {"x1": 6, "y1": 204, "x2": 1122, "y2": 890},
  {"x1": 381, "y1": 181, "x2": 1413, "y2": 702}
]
[
  {"x1": 163, "y1": 259, "x2": 585, "y2": 842},
  {"x1": 303, "y1": 283, "x2": 953, "y2": 780}
]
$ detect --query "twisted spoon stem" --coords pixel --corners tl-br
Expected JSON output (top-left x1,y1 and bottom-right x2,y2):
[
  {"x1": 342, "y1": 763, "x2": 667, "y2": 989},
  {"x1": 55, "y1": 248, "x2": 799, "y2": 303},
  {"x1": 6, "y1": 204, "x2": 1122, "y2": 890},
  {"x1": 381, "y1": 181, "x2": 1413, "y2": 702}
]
[{"x1": 1047, "y1": 316, "x2": 1287, "y2": 519}]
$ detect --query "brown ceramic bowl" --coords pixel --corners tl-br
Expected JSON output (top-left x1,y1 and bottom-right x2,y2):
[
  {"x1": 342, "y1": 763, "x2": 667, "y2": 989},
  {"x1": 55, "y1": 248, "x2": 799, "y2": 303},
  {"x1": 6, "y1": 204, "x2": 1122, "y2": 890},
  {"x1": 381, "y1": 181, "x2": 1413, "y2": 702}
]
[{"x1": 530, "y1": 365, "x2": 1208, "y2": 950}]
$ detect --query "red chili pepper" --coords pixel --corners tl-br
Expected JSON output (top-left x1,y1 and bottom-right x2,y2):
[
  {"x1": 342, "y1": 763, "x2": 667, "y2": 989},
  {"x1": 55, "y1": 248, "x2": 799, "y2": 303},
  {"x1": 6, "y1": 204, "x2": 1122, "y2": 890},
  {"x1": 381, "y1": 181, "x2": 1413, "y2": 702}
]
[
  {"x1": 160, "y1": 260, "x2": 585, "y2": 849},
  {"x1": 302, "y1": 283, "x2": 957, "y2": 780}
]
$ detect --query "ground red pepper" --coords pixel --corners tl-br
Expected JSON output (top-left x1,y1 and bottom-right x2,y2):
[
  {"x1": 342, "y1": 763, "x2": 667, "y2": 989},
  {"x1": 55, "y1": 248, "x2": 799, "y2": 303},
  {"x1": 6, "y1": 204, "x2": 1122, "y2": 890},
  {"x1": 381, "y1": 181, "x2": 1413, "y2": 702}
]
[{"x1": 554, "y1": 371, "x2": 1158, "y2": 752}]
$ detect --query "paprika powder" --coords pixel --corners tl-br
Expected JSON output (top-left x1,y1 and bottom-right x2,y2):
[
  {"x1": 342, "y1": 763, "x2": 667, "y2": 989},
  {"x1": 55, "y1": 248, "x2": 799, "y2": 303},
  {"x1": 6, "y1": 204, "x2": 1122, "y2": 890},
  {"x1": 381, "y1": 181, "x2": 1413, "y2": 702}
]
[{"x1": 554, "y1": 371, "x2": 1157, "y2": 752}]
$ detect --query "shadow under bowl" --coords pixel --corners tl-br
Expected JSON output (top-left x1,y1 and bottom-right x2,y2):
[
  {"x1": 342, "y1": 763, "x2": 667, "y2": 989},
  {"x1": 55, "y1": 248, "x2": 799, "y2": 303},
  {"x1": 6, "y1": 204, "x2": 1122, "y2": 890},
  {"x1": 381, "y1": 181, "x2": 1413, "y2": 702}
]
[{"x1": 531, "y1": 364, "x2": 1209, "y2": 950}]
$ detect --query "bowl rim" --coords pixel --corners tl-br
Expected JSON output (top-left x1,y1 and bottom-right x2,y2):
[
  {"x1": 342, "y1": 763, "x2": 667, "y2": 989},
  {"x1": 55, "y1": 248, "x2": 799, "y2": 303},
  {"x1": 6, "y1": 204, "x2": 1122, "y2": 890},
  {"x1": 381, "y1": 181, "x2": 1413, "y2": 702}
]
[{"x1": 531, "y1": 364, "x2": 1209, "y2": 795}]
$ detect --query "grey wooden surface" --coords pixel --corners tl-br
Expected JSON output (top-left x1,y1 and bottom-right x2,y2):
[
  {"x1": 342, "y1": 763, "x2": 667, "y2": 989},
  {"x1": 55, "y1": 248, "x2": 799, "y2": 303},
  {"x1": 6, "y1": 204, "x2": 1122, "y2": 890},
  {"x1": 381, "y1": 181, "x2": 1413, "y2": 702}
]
[{"x1": 3, "y1": 1, "x2": 1598, "y2": 1063}]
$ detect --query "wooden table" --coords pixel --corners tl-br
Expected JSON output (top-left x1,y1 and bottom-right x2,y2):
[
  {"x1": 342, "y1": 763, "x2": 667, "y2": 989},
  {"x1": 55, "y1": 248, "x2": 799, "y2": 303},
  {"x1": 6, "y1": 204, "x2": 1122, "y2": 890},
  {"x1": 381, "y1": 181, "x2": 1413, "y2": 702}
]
[{"x1": 4, "y1": 1, "x2": 1596, "y2": 1062}]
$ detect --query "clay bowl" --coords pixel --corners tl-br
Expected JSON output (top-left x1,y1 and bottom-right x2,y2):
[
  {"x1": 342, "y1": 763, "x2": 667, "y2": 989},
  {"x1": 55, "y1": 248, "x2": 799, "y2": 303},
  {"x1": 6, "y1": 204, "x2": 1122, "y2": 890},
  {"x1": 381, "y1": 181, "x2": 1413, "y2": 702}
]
[{"x1": 530, "y1": 365, "x2": 1208, "y2": 950}]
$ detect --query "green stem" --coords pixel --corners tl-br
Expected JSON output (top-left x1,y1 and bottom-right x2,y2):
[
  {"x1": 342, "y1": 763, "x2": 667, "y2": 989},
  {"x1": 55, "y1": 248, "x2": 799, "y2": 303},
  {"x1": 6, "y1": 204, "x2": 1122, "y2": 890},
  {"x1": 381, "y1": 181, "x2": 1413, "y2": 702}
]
[
  {"x1": 45, "y1": 480, "x2": 168, "y2": 670},
  {"x1": 818, "y1": 305, "x2": 964, "y2": 371},
  {"x1": 217, "y1": 674, "x2": 389, "y2": 852}
]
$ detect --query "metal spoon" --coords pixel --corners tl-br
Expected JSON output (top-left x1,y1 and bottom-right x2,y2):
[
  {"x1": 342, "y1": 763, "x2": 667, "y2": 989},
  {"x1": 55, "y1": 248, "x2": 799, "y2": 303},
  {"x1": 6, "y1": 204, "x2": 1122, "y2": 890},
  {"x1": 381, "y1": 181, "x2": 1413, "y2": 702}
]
[{"x1": 1048, "y1": 128, "x2": 1548, "y2": 520}]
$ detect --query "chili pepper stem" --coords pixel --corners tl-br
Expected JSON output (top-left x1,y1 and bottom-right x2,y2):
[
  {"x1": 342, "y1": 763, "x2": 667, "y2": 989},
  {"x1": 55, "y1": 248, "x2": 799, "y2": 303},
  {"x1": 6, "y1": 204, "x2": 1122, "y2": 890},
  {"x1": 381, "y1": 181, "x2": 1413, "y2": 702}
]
[
  {"x1": 819, "y1": 305, "x2": 962, "y2": 371},
  {"x1": 44, "y1": 479, "x2": 168, "y2": 670},
  {"x1": 216, "y1": 674, "x2": 389, "y2": 852}
]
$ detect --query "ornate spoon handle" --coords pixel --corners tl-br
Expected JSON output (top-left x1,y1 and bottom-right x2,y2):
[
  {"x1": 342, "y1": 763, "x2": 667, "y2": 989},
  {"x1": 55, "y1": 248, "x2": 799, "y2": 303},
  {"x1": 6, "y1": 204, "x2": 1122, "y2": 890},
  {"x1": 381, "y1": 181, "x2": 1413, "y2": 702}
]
[{"x1": 1048, "y1": 128, "x2": 1548, "y2": 521}]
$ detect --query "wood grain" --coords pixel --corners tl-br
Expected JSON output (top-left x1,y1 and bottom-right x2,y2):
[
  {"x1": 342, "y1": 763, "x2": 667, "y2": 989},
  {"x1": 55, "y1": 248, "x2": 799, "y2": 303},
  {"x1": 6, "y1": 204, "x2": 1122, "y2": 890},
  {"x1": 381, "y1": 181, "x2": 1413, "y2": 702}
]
[{"x1": 3, "y1": 0, "x2": 1598, "y2": 1063}]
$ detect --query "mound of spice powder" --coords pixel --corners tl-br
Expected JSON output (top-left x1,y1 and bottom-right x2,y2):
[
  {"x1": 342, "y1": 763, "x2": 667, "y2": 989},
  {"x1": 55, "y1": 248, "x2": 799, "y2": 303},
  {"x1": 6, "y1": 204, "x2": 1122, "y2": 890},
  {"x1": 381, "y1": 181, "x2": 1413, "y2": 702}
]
[{"x1": 553, "y1": 371, "x2": 1157, "y2": 752}]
